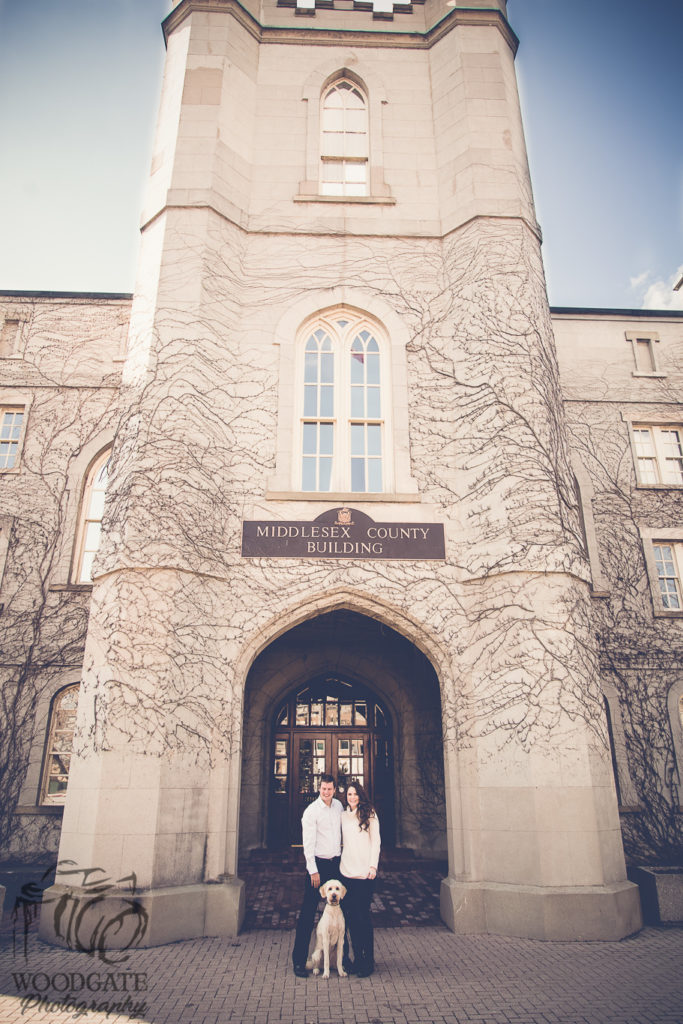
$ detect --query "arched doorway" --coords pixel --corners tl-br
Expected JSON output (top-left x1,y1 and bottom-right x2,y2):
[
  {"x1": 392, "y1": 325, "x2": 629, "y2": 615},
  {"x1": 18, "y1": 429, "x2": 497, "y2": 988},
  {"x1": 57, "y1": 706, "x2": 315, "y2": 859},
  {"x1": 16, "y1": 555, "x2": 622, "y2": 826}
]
[
  {"x1": 269, "y1": 675, "x2": 394, "y2": 847},
  {"x1": 239, "y1": 609, "x2": 446, "y2": 861}
]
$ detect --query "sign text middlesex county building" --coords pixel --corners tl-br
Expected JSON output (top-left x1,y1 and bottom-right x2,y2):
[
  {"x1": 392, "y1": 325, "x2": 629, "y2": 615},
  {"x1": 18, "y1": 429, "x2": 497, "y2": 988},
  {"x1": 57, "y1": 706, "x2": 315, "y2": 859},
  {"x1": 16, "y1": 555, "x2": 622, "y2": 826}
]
[{"x1": 242, "y1": 507, "x2": 445, "y2": 560}]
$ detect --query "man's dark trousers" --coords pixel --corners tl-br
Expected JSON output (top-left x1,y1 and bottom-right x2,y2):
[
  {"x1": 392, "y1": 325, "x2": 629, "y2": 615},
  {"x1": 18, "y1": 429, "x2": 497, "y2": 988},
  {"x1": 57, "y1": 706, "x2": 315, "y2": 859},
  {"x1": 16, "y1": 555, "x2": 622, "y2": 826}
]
[{"x1": 292, "y1": 855, "x2": 341, "y2": 967}]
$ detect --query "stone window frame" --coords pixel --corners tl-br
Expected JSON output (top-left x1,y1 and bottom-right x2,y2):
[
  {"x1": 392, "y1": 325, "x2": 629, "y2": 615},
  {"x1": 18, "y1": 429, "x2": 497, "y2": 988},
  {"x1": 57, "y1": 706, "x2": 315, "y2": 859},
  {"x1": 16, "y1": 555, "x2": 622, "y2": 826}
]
[
  {"x1": 628, "y1": 421, "x2": 683, "y2": 489},
  {"x1": 297, "y1": 310, "x2": 391, "y2": 494},
  {"x1": 267, "y1": 290, "x2": 419, "y2": 501},
  {"x1": 13, "y1": 669, "x2": 81, "y2": 814},
  {"x1": 0, "y1": 315, "x2": 25, "y2": 359},
  {"x1": 0, "y1": 406, "x2": 26, "y2": 472},
  {"x1": 571, "y1": 457, "x2": 610, "y2": 596},
  {"x1": 39, "y1": 682, "x2": 80, "y2": 806},
  {"x1": 296, "y1": 61, "x2": 394, "y2": 205},
  {"x1": 667, "y1": 680, "x2": 683, "y2": 810},
  {"x1": 626, "y1": 331, "x2": 666, "y2": 379},
  {"x1": 639, "y1": 527, "x2": 683, "y2": 618},
  {"x1": 0, "y1": 393, "x2": 31, "y2": 474},
  {"x1": 0, "y1": 515, "x2": 12, "y2": 594},
  {"x1": 70, "y1": 445, "x2": 112, "y2": 586},
  {"x1": 601, "y1": 682, "x2": 640, "y2": 810},
  {"x1": 319, "y1": 78, "x2": 370, "y2": 197}
]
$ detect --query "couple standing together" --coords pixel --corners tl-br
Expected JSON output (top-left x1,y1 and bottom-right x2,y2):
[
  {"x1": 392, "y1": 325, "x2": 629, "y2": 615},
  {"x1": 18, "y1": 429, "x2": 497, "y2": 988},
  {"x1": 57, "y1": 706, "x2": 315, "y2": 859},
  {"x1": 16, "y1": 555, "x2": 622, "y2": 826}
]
[{"x1": 292, "y1": 774, "x2": 380, "y2": 979}]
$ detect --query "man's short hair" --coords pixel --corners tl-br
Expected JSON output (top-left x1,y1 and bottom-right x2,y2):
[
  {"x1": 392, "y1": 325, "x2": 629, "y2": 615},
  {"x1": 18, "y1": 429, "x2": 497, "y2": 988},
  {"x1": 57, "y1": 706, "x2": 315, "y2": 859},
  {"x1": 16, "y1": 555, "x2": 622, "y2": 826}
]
[{"x1": 319, "y1": 773, "x2": 336, "y2": 786}]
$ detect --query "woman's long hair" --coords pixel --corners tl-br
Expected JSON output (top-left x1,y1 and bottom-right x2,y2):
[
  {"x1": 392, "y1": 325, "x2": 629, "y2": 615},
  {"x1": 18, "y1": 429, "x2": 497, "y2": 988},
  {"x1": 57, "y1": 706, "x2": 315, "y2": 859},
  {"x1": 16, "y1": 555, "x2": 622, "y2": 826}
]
[{"x1": 346, "y1": 780, "x2": 375, "y2": 832}]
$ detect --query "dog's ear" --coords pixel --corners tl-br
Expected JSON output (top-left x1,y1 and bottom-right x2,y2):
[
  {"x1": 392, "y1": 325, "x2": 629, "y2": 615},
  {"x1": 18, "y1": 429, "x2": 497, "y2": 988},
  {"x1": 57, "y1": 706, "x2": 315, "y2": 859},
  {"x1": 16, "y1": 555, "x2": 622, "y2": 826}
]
[
  {"x1": 319, "y1": 882, "x2": 327, "y2": 898},
  {"x1": 339, "y1": 884, "x2": 347, "y2": 899}
]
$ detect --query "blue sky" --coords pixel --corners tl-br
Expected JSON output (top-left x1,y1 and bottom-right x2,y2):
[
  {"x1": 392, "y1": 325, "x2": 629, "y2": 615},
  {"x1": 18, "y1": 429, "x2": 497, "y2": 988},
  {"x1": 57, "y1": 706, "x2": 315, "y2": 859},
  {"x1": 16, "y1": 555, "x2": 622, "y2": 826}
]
[{"x1": 0, "y1": 0, "x2": 681, "y2": 309}]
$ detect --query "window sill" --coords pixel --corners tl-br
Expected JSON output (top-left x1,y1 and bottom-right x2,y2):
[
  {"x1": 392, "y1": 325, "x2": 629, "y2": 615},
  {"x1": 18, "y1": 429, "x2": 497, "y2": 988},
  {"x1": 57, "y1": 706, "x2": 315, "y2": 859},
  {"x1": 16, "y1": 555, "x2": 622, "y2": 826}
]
[
  {"x1": 652, "y1": 608, "x2": 683, "y2": 619},
  {"x1": 631, "y1": 371, "x2": 667, "y2": 379},
  {"x1": 294, "y1": 194, "x2": 396, "y2": 205},
  {"x1": 15, "y1": 805, "x2": 64, "y2": 816},
  {"x1": 635, "y1": 482, "x2": 683, "y2": 491},
  {"x1": 48, "y1": 583, "x2": 93, "y2": 592},
  {"x1": 265, "y1": 490, "x2": 421, "y2": 503}
]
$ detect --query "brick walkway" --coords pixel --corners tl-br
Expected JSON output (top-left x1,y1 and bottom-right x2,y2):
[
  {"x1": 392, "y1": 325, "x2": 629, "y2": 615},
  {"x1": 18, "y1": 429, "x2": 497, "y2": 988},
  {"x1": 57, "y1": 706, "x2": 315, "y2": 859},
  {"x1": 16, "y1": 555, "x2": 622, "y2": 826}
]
[
  {"x1": 2, "y1": 856, "x2": 682, "y2": 1024},
  {"x1": 1, "y1": 922, "x2": 682, "y2": 1024},
  {"x1": 239, "y1": 849, "x2": 446, "y2": 929}
]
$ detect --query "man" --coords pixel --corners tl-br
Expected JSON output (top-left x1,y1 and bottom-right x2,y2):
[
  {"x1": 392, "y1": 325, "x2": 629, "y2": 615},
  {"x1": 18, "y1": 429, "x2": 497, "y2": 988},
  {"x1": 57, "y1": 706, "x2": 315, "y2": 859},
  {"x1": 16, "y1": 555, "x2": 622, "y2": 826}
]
[{"x1": 292, "y1": 773, "x2": 344, "y2": 977}]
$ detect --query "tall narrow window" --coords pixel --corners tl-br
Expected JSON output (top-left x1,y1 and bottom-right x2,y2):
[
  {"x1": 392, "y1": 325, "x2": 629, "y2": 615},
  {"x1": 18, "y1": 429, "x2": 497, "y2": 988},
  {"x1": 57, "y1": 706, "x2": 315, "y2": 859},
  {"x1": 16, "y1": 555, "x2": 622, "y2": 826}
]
[
  {"x1": 634, "y1": 338, "x2": 656, "y2": 373},
  {"x1": 320, "y1": 80, "x2": 369, "y2": 197},
  {"x1": 0, "y1": 407, "x2": 24, "y2": 470},
  {"x1": 74, "y1": 448, "x2": 111, "y2": 583},
  {"x1": 603, "y1": 697, "x2": 622, "y2": 806},
  {"x1": 299, "y1": 313, "x2": 388, "y2": 493},
  {"x1": 626, "y1": 331, "x2": 662, "y2": 376},
  {"x1": 41, "y1": 683, "x2": 79, "y2": 805},
  {"x1": 0, "y1": 319, "x2": 20, "y2": 358},
  {"x1": 350, "y1": 332, "x2": 382, "y2": 492},
  {"x1": 302, "y1": 330, "x2": 334, "y2": 491}
]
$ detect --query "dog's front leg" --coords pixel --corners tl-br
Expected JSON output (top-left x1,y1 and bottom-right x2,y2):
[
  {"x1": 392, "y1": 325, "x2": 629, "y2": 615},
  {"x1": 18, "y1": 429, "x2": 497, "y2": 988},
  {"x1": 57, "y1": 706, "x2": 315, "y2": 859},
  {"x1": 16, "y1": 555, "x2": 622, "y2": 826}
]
[
  {"x1": 322, "y1": 934, "x2": 331, "y2": 980},
  {"x1": 337, "y1": 926, "x2": 347, "y2": 978}
]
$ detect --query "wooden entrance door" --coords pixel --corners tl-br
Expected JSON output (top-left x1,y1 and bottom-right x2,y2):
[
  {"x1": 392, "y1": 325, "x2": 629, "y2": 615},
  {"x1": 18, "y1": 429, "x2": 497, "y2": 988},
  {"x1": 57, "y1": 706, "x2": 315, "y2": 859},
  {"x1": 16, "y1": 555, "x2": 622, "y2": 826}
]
[
  {"x1": 268, "y1": 675, "x2": 393, "y2": 847},
  {"x1": 292, "y1": 732, "x2": 370, "y2": 838}
]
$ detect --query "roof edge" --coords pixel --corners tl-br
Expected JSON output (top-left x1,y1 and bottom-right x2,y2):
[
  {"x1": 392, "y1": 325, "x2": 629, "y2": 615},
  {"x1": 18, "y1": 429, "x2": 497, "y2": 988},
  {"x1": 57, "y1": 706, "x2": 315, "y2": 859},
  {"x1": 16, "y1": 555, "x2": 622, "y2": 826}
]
[
  {"x1": 550, "y1": 306, "x2": 683, "y2": 319},
  {"x1": 0, "y1": 290, "x2": 133, "y2": 300}
]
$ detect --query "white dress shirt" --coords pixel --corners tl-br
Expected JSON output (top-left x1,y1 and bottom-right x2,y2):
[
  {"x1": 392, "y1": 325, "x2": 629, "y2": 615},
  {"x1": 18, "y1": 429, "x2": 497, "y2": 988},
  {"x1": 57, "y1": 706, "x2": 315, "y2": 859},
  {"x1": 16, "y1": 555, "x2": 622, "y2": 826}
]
[{"x1": 301, "y1": 796, "x2": 343, "y2": 875}]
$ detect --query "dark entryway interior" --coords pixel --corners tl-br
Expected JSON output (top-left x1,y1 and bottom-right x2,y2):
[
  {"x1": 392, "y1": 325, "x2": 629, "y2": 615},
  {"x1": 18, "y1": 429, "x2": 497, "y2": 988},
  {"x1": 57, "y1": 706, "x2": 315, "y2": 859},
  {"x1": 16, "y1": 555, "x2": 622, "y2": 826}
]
[{"x1": 240, "y1": 610, "x2": 446, "y2": 862}]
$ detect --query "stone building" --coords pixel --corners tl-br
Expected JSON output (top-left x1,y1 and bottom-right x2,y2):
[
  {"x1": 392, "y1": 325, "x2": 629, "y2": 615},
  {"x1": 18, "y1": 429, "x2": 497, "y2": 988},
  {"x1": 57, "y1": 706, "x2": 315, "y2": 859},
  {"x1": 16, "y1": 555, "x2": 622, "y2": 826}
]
[{"x1": 1, "y1": 0, "x2": 681, "y2": 946}]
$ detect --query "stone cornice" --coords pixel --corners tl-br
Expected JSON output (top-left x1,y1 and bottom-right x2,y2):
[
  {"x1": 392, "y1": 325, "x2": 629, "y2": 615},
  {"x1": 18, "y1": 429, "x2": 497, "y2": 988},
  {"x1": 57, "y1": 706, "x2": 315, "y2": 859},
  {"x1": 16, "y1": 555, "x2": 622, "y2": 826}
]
[{"x1": 162, "y1": 0, "x2": 518, "y2": 53}]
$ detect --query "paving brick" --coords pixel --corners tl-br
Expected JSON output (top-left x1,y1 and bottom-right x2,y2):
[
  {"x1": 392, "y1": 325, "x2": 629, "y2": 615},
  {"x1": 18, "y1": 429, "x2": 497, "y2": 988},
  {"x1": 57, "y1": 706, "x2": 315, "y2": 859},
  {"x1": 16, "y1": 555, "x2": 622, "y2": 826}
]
[{"x1": 1, "y1": 922, "x2": 682, "y2": 1024}]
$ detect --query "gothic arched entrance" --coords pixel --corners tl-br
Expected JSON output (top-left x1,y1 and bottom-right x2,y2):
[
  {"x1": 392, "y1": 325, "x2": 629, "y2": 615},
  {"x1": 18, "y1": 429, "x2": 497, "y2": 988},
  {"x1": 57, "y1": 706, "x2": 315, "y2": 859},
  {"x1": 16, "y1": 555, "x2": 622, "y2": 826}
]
[
  {"x1": 239, "y1": 609, "x2": 446, "y2": 862},
  {"x1": 269, "y1": 675, "x2": 394, "y2": 847}
]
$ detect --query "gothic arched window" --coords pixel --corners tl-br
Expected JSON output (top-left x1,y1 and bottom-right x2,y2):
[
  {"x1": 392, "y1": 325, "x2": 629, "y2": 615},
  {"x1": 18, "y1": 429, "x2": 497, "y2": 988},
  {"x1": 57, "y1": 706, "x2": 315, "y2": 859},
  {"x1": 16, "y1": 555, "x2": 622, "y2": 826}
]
[
  {"x1": 320, "y1": 80, "x2": 369, "y2": 197},
  {"x1": 73, "y1": 447, "x2": 111, "y2": 583},
  {"x1": 299, "y1": 312, "x2": 389, "y2": 493},
  {"x1": 40, "y1": 683, "x2": 79, "y2": 804}
]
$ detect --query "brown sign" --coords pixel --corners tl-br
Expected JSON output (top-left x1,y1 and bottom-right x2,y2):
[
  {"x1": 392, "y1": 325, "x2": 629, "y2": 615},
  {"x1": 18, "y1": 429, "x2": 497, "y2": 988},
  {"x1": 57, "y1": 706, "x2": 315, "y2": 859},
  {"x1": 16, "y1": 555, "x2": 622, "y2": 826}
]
[{"x1": 242, "y1": 507, "x2": 445, "y2": 560}]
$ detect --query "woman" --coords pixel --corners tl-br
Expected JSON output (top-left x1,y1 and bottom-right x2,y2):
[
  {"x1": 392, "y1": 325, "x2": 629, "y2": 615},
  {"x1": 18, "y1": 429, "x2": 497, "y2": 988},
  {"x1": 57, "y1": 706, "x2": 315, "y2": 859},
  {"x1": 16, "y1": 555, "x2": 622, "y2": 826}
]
[{"x1": 340, "y1": 780, "x2": 380, "y2": 977}]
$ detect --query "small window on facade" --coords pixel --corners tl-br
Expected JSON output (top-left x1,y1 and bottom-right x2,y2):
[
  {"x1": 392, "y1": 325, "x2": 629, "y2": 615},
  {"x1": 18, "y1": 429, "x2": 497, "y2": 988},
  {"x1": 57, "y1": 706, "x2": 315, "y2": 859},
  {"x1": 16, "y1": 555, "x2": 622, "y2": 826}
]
[
  {"x1": 74, "y1": 447, "x2": 111, "y2": 583},
  {"x1": 627, "y1": 331, "x2": 661, "y2": 376},
  {"x1": 0, "y1": 319, "x2": 20, "y2": 358},
  {"x1": 634, "y1": 338, "x2": 656, "y2": 373},
  {"x1": 320, "y1": 80, "x2": 369, "y2": 197},
  {"x1": 652, "y1": 544, "x2": 682, "y2": 611},
  {"x1": 0, "y1": 407, "x2": 24, "y2": 470},
  {"x1": 41, "y1": 683, "x2": 79, "y2": 804},
  {"x1": 632, "y1": 425, "x2": 683, "y2": 486},
  {"x1": 299, "y1": 312, "x2": 387, "y2": 493}
]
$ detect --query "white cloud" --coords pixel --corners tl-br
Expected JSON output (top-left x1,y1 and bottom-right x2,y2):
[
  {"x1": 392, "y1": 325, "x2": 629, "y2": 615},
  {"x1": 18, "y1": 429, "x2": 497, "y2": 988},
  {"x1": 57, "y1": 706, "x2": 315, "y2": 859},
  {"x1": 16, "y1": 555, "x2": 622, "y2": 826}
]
[
  {"x1": 642, "y1": 265, "x2": 683, "y2": 310},
  {"x1": 629, "y1": 270, "x2": 650, "y2": 290}
]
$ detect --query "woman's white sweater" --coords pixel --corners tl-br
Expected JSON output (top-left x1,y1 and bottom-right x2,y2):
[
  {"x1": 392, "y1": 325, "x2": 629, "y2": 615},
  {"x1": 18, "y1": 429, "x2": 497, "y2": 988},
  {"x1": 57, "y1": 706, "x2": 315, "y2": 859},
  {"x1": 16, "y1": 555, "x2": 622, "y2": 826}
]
[{"x1": 340, "y1": 807, "x2": 381, "y2": 878}]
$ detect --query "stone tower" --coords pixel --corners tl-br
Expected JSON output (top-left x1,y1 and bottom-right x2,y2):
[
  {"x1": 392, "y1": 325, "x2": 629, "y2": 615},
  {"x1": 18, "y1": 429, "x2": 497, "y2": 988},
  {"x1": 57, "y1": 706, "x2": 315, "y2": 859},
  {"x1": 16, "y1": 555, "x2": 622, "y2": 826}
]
[{"x1": 41, "y1": 0, "x2": 641, "y2": 945}]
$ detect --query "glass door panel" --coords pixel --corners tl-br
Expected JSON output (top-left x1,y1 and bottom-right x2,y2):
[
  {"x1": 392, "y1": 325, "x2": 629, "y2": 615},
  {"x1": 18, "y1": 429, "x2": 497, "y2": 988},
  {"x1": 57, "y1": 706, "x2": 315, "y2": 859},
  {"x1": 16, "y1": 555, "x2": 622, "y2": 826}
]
[
  {"x1": 293, "y1": 734, "x2": 331, "y2": 838},
  {"x1": 334, "y1": 734, "x2": 367, "y2": 800}
]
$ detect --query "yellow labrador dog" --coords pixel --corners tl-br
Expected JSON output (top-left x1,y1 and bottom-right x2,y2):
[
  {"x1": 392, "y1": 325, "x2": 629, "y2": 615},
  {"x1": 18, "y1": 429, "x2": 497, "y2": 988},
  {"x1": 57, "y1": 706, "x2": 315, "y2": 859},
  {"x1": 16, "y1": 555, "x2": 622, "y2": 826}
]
[{"x1": 306, "y1": 879, "x2": 348, "y2": 980}]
